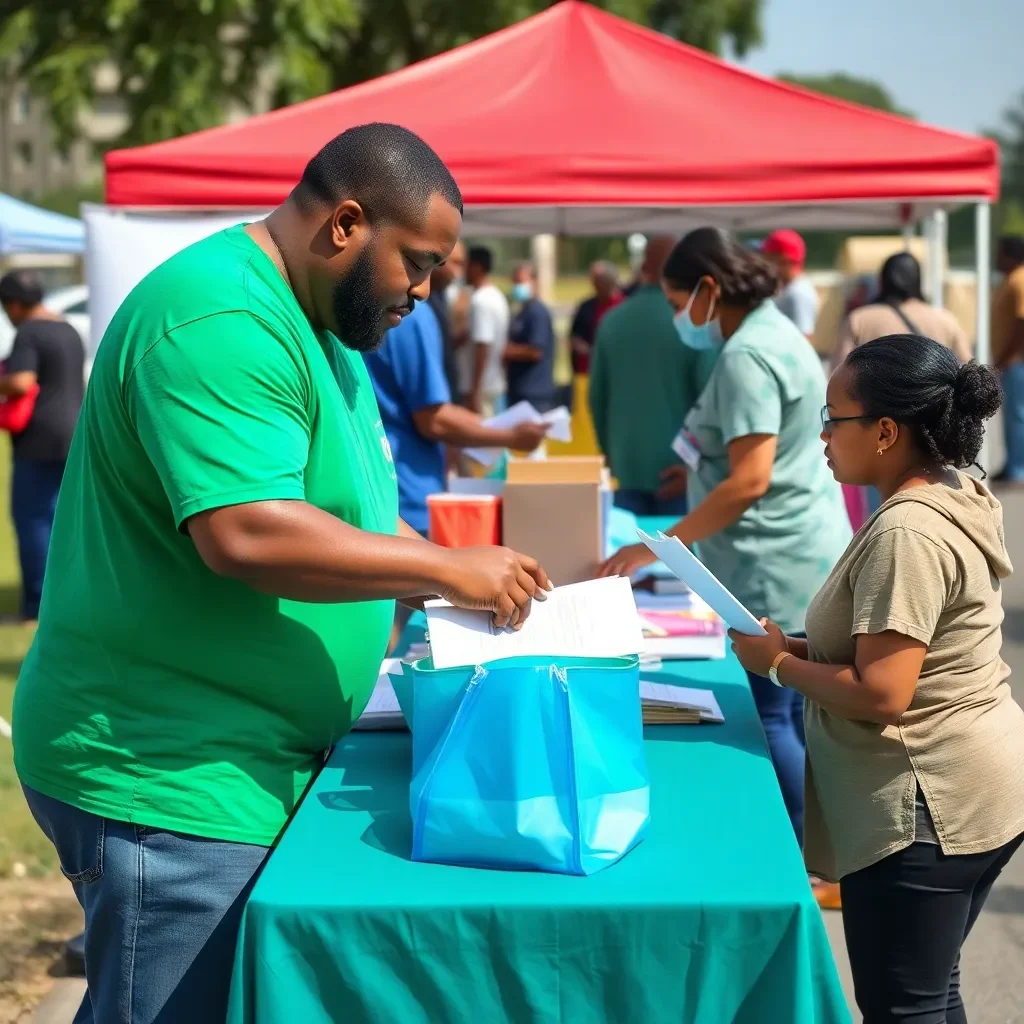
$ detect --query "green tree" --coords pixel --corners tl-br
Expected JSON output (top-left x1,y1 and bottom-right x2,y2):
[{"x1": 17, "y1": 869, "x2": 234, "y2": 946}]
[
  {"x1": 776, "y1": 72, "x2": 911, "y2": 117},
  {"x1": 6, "y1": 0, "x2": 763, "y2": 149}
]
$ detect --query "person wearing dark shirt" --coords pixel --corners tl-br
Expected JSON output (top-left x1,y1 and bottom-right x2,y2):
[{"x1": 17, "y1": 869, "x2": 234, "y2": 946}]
[
  {"x1": 427, "y1": 239, "x2": 466, "y2": 400},
  {"x1": 569, "y1": 261, "x2": 623, "y2": 375},
  {"x1": 504, "y1": 262, "x2": 557, "y2": 412},
  {"x1": 0, "y1": 270, "x2": 85, "y2": 621}
]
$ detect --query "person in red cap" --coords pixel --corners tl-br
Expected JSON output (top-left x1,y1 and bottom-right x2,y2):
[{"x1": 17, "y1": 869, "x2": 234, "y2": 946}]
[{"x1": 762, "y1": 229, "x2": 820, "y2": 340}]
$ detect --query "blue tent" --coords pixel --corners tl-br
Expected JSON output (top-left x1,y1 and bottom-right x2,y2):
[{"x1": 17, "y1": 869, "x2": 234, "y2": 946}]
[{"x1": 0, "y1": 193, "x2": 85, "y2": 255}]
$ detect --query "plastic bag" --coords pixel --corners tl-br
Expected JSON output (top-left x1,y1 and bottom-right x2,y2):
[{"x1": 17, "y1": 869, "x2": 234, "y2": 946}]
[{"x1": 397, "y1": 655, "x2": 649, "y2": 875}]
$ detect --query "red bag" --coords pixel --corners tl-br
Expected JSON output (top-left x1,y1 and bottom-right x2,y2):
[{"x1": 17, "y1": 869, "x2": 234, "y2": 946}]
[{"x1": 0, "y1": 383, "x2": 39, "y2": 433}]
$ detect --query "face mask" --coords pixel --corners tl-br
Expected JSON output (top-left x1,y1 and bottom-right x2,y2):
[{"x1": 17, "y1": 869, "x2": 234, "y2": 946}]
[
  {"x1": 511, "y1": 282, "x2": 533, "y2": 303},
  {"x1": 673, "y1": 281, "x2": 723, "y2": 351}
]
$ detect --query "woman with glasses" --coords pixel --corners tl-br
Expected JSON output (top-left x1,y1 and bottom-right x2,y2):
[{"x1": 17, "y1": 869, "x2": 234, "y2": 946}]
[
  {"x1": 731, "y1": 334, "x2": 1024, "y2": 1024},
  {"x1": 600, "y1": 228, "x2": 851, "y2": 905}
]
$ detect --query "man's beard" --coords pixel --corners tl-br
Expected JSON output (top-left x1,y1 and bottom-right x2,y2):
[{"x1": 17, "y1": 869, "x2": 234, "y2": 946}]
[{"x1": 332, "y1": 245, "x2": 389, "y2": 353}]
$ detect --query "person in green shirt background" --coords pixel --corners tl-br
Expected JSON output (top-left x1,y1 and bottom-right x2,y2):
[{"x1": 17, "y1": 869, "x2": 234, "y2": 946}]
[
  {"x1": 12, "y1": 123, "x2": 551, "y2": 1024},
  {"x1": 588, "y1": 236, "x2": 718, "y2": 517},
  {"x1": 601, "y1": 227, "x2": 850, "y2": 905}
]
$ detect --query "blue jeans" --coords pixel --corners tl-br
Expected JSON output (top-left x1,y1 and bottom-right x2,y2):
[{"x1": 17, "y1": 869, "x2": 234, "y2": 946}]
[
  {"x1": 22, "y1": 785, "x2": 269, "y2": 1024},
  {"x1": 747, "y1": 664, "x2": 806, "y2": 845},
  {"x1": 1002, "y1": 364, "x2": 1024, "y2": 480},
  {"x1": 10, "y1": 458, "x2": 64, "y2": 619},
  {"x1": 614, "y1": 488, "x2": 688, "y2": 518}
]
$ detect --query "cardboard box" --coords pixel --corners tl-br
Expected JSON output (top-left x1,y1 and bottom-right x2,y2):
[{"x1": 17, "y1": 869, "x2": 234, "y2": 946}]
[{"x1": 502, "y1": 457, "x2": 605, "y2": 584}]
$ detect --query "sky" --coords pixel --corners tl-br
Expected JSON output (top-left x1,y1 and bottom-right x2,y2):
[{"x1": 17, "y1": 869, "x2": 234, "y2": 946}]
[{"x1": 735, "y1": 0, "x2": 1020, "y2": 136}]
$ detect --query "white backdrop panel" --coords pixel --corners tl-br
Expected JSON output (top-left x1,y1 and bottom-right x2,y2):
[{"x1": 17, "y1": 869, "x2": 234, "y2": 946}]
[{"x1": 83, "y1": 205, "x2": 269, "y2": 360}]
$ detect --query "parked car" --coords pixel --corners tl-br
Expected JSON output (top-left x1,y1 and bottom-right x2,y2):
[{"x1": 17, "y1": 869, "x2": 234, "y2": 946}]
[{"x1": 0, "y1": 284, "x2": 90, "y2": 363}]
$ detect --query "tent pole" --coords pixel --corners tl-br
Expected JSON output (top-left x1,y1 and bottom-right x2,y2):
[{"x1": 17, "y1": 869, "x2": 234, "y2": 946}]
[
  {"x1": 975, "y1": 201, "x2": 992, "y2": 474},
  {"x1": 927, "y1": 210, "x2": 947, "y2": 308},
  {"x1": 531, "y1": 234, "x2": 557, "y2": 305},
  {"x1": 975, "y1": 203, "x2": 991, "y2": 365}
]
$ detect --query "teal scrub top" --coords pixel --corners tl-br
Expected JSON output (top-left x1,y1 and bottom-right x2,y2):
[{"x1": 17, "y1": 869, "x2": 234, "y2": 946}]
[{"x1": 685, "y1": 301, "x2": 852, "y2": 635}]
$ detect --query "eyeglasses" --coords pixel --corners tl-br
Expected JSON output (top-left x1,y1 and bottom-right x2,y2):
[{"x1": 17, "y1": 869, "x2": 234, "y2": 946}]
[{"x1": 820, "y1": 406, "x2": 876, "y2": 434}]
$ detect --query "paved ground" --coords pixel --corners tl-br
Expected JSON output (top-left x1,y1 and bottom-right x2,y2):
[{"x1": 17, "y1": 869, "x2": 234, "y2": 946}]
[
  {"x1": 824, "y1": 446, "x2": 1024, "y2": 1023},
  {"x1": 32, "y1": 442, "x2": 1024, "y2": 1024}
]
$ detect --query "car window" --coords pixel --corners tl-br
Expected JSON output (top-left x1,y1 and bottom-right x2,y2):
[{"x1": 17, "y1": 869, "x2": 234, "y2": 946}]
[{"x1": 64, "y1": 300, "x2": 88, "y2": 314}]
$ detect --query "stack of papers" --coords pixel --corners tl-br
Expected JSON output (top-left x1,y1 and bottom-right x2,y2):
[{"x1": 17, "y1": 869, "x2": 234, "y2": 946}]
[
  {"x1": 636, "y1": 530, "x2": 767, "y2": 636},
  {"x1": 464, "y1": 401, "x2": 572, "y2": 467},
  {"x1": 640, "y1": 681, "x2": 724, "y2": 725},
  {"x1": 635, "y1": 591, "x2": 726, "y2": 660},
  {"x1": 352, "y1": 659, "x2": 407, "y2": 731},
  {"x1": 424, "y1": 576, "x2": 644, "y2": 670}
]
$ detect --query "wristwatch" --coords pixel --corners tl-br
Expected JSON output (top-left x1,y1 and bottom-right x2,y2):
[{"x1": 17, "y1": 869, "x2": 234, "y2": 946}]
[{"x1": 768, "y1": 650, "x2": 792, "y2": 687}]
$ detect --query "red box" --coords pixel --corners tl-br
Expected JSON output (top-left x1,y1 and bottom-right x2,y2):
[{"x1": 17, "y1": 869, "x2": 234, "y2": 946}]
[{"x1": 427, "y1": 494, "x2": 502, "y2": 548}]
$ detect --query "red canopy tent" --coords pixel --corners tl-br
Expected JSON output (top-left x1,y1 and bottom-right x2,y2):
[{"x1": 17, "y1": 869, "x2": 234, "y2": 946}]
[{"x1": 105, "y1": 0, "x2": 997, "y2": 234}]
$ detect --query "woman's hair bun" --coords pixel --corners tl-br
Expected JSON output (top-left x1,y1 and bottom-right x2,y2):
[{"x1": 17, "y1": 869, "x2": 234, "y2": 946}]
[
  {"x1": 953, "y1": 361, "x2": 1002, "y2": 422},
  {"x1": 846, "y1": 335, "x2": 1004, "y2": 472}
]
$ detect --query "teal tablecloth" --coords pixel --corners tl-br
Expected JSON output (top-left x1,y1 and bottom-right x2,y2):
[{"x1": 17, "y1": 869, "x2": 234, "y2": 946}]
[{"x1": 228, "y1": 620, "x2": 849, "y2": 1024}]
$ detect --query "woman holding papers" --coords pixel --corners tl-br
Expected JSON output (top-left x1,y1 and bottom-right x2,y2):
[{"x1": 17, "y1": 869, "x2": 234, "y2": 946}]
[
  {"x1": 730, "y1": 335, "x2": 1024, "y2": 1024},
  {"x1": 600, "y1": 228, "x2": 851, "y2": 875}
]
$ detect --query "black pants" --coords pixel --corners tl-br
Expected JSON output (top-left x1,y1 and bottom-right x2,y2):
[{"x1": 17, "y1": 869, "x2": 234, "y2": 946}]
[{"x1": 840, "y1": 833, "x2": 1024, "y2": 1024}]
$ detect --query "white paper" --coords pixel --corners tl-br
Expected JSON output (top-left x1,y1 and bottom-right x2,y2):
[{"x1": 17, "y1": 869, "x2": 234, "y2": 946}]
[
  {"x1": 540, "y1": 405, "x2": 572, "y2": 443},
  {"x1": 425, "y1": 576, "x2": 644, "y2": 670},
  {"x1": 639, "y1": 681, "x2": 725, "y2": 723},
  {"x1": 352, "y1": 658, "x2": 405, "y2": 729},
  {"x1": 464, "y1": 401, "x2": 571, "y2": 465},
  {"x1": 636, "y1": 530, "x2": 768, "y2": 636}
]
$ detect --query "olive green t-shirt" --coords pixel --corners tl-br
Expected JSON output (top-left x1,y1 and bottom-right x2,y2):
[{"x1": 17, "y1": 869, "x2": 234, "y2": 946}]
[
  {"x1": 803, "y1": 475, "x2": 1024, "y2": 881},
  {"x1": 13, "y1": 225, "x2": 399, "y2": 846}
]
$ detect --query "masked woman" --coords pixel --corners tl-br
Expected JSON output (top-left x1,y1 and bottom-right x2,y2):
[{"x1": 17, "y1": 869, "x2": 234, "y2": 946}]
[{"x1": 601, "y1": 228, "x2": 851, "y2": 901}]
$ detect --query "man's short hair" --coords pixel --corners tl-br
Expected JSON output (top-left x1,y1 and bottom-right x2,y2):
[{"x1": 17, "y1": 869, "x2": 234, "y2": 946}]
[
  {"x1": 296, "y1": 122, "x2": 463, "y2": 227},
  {"x1": 467, "y1": 246, "x2": 493, "y2": 274},
  {"x1": 0, "y1": 269, "x2": 43, "y2": 307},
  {"x1": 998, "y1": 234, "x2": 1024, "y2": 265}
]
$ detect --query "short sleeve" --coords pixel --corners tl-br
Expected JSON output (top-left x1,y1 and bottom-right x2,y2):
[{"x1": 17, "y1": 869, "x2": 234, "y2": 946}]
[
  {"x1": 469, "y1": 294, "x2": 500, "y2": 345},
  {"x1": 126, "y1": 312, "x2": 310, "y2": 529},
  {"x1": 390, "y1": 307, "x2": 451, "y2": 412},
  {"x1": 713, "y1": 349, "x2": 782, "y2": 443},
  {"x1": 850, "y1": 527, "x2": 955, "y2": 644},
  {"x1": 6, "y1": 327, "x2": 39, "y2": 375}
]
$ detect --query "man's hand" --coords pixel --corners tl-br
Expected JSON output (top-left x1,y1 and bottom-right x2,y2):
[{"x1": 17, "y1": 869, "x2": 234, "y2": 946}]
[
  {"x1": 656, "y1": 464, "x2": 687, "y2": 501},
  {"x1": 439, "y1": 546, "x2": 553, "y2": 629},
  {"x1": 508, "y1": 421, "x2": 549, "y2": 452}
]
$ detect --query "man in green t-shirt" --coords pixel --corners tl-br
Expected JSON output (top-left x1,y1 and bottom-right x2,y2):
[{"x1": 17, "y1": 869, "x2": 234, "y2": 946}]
[{"x1": 12, "y1": 123, "x2": 550, "y2": 1024}]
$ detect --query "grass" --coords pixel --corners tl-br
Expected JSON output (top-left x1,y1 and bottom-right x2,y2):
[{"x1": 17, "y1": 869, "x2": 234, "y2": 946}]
[{"x1": 0, "y1": 443, "x2": 57, "y2": 878}]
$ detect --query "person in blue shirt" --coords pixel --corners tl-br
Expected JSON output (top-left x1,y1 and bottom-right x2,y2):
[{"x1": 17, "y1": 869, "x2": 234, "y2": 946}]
[
  {"x1": 365, "y1": 301, "x2": 547, "y2": 535},
  {"x1": 503, "y1": 262, "x2": 558, "y2": 413}
]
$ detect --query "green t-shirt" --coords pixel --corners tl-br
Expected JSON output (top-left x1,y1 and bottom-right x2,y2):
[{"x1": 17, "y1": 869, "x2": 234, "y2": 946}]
[
  {"x1": 685, "y1": 301, "x2": 851, "y2": 635},
  {"x1": 13, "y1": 225, "x2": 399, "y2": 846}
]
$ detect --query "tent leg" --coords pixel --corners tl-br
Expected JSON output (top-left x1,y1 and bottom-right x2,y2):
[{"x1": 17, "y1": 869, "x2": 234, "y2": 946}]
[
  {"x1": 927, "y1": 210, "x2": 947, "y2": 308},
  {"x1": 531, "y1": 234, "x2": 557, "y2": 306},
  {"x1": 975, "y1": 201, "x2": 992, "y2": 474}
]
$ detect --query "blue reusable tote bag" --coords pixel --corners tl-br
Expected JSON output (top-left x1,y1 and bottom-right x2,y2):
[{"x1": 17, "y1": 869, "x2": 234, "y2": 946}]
[{"x1": 400, "y1": 655, "x2": 649, "y2": 876}]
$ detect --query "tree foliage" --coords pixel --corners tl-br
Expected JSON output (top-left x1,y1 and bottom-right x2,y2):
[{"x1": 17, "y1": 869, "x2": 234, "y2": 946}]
[
  {"x1": 777, "y1": 72, "x2": 912, "y2": 118},
  {"x1": 3, "y1": 0, "x2": 763, "y2": 148}
]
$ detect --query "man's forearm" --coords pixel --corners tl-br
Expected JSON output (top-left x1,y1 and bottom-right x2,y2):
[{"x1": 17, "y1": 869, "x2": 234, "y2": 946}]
[
  {"x1": 504, "y1": 342, "x2": 542, "y2": 364},
  {"x1": 417, "y1": 404, "x2": 518, "y2": 448},
  {"x1": 470, "y1": 342, "x2": 489, "y2": 408},
  {"x1": 189, "y1": 501, "x2": 453, "y2": 603}
]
